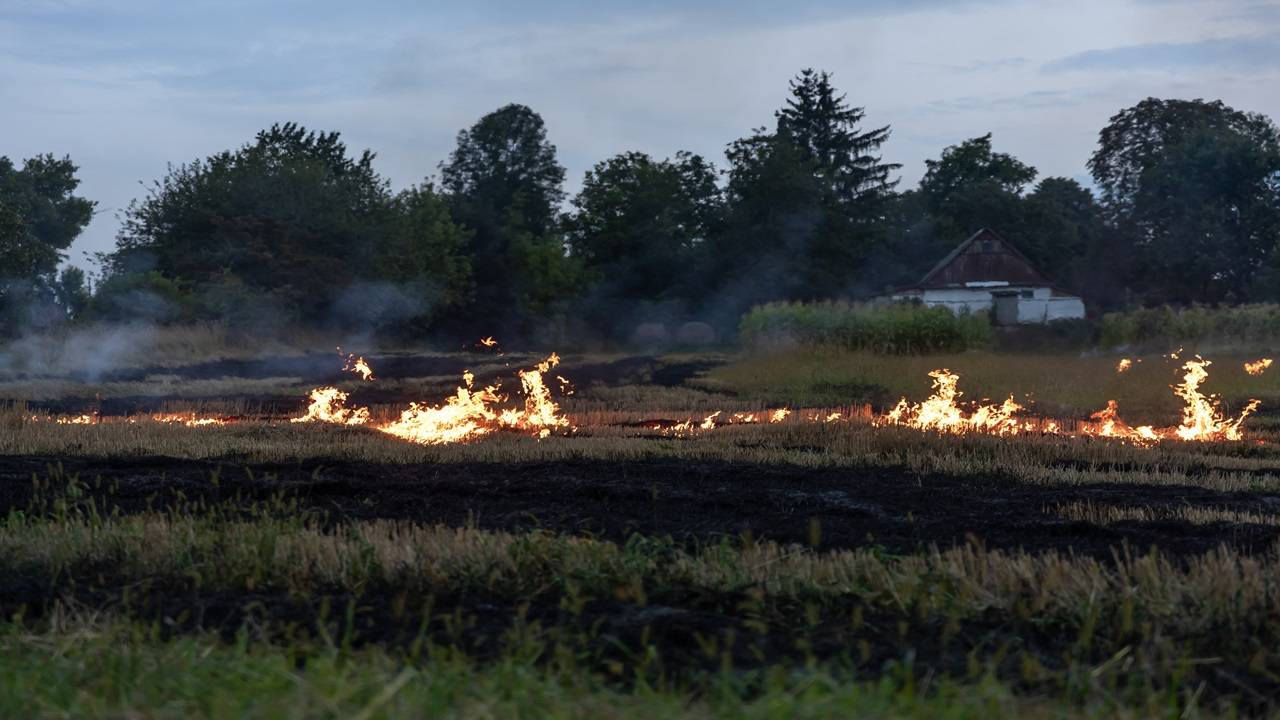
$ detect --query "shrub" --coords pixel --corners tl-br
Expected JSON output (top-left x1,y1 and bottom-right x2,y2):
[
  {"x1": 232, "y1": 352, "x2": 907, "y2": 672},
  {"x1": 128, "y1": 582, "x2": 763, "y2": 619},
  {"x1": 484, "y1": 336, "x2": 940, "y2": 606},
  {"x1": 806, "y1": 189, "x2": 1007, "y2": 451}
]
[
  {"x1": 738, "y1": 300, "x2": 993, "y2": 354},
  {"x1": 1099, "y1": 304, "x2": 1280, "y2": 349}
]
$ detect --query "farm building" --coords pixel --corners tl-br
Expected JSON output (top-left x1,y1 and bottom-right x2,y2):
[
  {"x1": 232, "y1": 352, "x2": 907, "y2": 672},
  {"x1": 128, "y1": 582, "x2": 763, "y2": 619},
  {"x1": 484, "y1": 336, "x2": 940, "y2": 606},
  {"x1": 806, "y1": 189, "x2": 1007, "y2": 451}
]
[{"x1": 884, "y1": 228, "x2": 1085, "y2": 324}]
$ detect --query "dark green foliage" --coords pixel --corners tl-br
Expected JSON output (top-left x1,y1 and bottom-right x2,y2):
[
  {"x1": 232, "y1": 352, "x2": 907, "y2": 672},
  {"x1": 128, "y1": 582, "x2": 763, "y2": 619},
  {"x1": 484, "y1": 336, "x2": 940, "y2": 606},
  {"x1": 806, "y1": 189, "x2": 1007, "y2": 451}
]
[
  {"x1": 1020, "y1": 177, "x2": 1125, "y2": 309},
  {"x1": 106, "y1": 123, "x2": 472, "y2": 331},
  {"x1": 440, "y1": 104, "x2": 578, "y2": 339},
  {"x1": 1099, "y1": 303, "x2": 1280, "y2": 350},
  {"x1": 870, "y1": 136, "x2": 1119, "y2": 310},
  {"x1": 567, "y1": 151, "x2": 723, "y2": 338},
  {"x1": 918, "y1": 133, "x2": 1036, "y2": 244},
  {"x1": 775, "y1": 68, "x2": 899, "y2": 212},
  {"x1": 0, "y1": 154, "x2": 95, "y2": 280},
  {"x1": 51, "y1": 266, "x2": 90, "y2": 319},
  {"x1": 50, "y1": 88, "x2": 1280, "y2": 343},
  {"x1": 89, "y1": 271, "x2": 199, "y2": 323},
  {"x1": 1089, "y1": 98, "x2": 1280, "y2": 304},
  {"x1": 0, "y1": 155, "x2": 95, "y2": 334},
  {"x1": 705, "y1": 70, "x2": 899, "y2": 326},
  {"x1": 868, "y1": 135, "x2": 1039, "y2": 292},
  {"x1": 739, "y1": 300, "x2": 993, "y2": 354}
]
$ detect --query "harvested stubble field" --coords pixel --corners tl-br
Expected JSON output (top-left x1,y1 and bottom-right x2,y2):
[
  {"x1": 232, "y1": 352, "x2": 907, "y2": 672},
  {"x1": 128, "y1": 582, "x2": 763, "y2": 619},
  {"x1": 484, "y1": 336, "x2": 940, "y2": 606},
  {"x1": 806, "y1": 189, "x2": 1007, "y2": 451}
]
[{"x1": 5, "y1": 344, "x2": 1280, "y2": 718}]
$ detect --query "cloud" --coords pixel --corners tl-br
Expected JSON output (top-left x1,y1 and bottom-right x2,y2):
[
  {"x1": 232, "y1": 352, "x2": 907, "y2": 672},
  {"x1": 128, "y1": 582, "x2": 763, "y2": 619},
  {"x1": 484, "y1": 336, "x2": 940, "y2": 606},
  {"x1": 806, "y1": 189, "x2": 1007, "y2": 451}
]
[
  {"x1": 4, "y1": 0, "x2": 1280, "y2": 278},
  {"x1": 1044, "y1": 34, "x2": 1280, "y2": 73}
]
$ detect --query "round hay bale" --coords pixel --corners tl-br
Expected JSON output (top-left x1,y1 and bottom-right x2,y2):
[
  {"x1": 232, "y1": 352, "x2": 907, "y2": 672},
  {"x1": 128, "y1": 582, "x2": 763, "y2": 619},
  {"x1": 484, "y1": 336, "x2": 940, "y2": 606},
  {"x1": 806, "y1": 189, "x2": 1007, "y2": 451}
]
[
  {"x1": 630, "y1": 322, "x2": 670, "y2": 348},
  {"x1": 674, "y1": 321, "x2": 717, "y2": 346}
]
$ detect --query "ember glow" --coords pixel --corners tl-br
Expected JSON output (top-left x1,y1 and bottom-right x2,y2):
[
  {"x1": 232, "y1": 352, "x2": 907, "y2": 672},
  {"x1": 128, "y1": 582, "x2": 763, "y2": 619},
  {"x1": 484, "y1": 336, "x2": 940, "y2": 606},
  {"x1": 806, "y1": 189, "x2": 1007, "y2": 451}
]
[
  {"x1": 658, "y1": 406, "x2": 791, "y2": 436},
  {"x1": 1245, "y1": 358, "x2": 1273, "y2": 376},
  {"x1": 1116, "y1": 358, "x2": 1132, "y2": 373},
  {"x1": 151, "y1": 412, "x2": 228, "y2": 427}
]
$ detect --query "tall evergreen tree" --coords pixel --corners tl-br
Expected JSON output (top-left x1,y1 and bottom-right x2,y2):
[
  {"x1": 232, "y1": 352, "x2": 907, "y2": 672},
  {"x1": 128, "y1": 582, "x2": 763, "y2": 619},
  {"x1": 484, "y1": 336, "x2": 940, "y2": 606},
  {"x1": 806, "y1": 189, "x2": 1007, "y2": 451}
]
[
  {"x1": 708, "y1": 70, "x2": 899, "y2": 323},
  {"x1": 775, "y1": 68, "x2": 899, "y2": 213}
]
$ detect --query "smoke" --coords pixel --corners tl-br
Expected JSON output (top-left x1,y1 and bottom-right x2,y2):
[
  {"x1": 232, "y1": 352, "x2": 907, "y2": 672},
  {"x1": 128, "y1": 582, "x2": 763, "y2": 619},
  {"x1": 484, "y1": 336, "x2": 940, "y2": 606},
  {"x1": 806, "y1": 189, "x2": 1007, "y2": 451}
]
[
  {"x1": 330, "y1": 280, "x2": 434, "y2": 327},
  {"x1": 0, "y1": 322, "x2": 160, "y2": 381}
]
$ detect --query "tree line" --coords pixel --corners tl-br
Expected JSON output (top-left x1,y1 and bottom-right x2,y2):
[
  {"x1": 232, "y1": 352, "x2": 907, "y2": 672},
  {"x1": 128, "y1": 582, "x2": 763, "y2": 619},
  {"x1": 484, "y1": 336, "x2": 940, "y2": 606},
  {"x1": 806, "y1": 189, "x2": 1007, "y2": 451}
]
[{"x1": 3, "y1": 69, "x2": 1279, "y2": 342}]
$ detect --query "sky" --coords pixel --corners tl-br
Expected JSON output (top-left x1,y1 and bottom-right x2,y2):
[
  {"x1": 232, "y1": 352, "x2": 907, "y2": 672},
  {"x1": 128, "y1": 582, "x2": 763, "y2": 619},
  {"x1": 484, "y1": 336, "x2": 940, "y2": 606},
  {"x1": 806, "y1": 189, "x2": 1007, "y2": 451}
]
[{"x1": 3, "y1": 0, "x2": 1279, "y2": 274}]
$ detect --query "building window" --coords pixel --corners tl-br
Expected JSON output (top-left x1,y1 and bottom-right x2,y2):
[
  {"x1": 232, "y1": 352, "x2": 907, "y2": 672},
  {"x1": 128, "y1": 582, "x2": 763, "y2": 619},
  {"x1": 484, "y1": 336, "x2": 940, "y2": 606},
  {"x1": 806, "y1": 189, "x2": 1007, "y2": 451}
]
[{"x1": 1020, "y1": 290, "x2": 1033, "y2": 299}]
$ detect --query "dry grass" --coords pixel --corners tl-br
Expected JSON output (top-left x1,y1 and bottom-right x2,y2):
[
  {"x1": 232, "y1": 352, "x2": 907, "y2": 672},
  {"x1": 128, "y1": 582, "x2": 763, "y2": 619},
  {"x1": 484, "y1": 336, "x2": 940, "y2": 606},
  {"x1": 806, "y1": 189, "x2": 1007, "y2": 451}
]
[
  {"x1": 704, "y1": 349, "x2": 1280, "y2": 422},
  {"x1": 4, "y1": 501, "x2": 1280, "y2": 715},
  {"x1": 5, "y1": 403, "x2": 1280, "y2": 493},
  {"x1": 1049, "y1": 500, "x2": 1280, "y2": 527},
  {"x1": 4, "y1": 510, "x2": 1279, "y2": 623}
]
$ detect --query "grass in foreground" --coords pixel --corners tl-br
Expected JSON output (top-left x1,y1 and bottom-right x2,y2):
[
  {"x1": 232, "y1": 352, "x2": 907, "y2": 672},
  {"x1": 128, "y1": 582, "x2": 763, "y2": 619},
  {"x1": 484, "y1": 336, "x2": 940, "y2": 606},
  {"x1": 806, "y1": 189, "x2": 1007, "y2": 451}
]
[
  {"x1": 0, "y1": 620, "x2": 1072, "y2": 720},
  {"x1": 0, "y1": 472, "x2": 1275, "y2": 717}
]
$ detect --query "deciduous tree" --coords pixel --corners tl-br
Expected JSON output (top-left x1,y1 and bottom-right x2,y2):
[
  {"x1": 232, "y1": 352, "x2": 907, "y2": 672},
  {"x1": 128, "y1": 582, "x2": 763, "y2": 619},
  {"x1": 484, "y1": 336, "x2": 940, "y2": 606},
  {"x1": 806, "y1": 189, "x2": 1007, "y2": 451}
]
[{"x1": 1089, "y1": 98, "x2": 1280, "y2": 303}]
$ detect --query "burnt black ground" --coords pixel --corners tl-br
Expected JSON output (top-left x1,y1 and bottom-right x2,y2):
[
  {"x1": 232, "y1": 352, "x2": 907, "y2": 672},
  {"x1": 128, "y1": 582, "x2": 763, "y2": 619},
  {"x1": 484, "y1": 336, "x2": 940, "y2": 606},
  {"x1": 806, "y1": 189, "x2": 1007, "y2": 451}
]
[
  {"x1": 24, "y1": 354, "x2": 726, "y2": 415},
  {"x1": 6, "y1": 453, "x2": 1280, "y2": 558}
]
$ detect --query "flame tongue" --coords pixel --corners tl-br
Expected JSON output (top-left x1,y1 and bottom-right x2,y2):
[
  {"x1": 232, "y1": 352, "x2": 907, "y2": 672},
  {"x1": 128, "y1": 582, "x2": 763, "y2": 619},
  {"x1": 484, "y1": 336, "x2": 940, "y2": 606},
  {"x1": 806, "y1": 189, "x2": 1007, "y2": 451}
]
[
  {"x1": 512, "y1": 352, "x2": 569, "y2": 438},
  {"x1": 293, "y1": 352, "x2": 573, "y2": 445},
  {"x1": 1245, "y1": 358, "x2": 1273, "y2": 376},
  {"x1": 883, "y1": 360, "x2": 1260, "y2": 443},
  {"x1": 292, "y1": 387, "x2": 370, "y2": 426},
  {"x1": 1172, "y1": 359, "x2": 1258, "y2": 441},
  {"x1": 378, "y1": 380, "x2": 503, "y2": 445},
  {"x1": 881, "y1": 369, "x2": 1025, "y2": 435},
  {"x1": 1084, "y1": 400, "x2": 1158, "y2": 443}
]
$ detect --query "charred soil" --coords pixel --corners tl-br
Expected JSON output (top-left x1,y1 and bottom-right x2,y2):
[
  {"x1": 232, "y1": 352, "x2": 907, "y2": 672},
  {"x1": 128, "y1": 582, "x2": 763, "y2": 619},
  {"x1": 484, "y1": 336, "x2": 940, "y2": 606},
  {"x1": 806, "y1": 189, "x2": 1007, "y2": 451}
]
[{"x1": 5, "y1": 453, "x2": 1278, "y2": 558}]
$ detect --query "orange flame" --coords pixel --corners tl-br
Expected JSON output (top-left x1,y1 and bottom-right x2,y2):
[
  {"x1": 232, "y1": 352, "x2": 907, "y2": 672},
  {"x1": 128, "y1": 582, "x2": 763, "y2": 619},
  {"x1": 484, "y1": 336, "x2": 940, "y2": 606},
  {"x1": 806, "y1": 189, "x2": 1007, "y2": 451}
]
[
  {"x1": 1116, "y1": 358, "x2": 1132, "y2": 373},
  {"x1": 1172, "y1": 359, "x2": 1258, "y2": 441},
  {"x1": 152, "y1": 412, "x2": 228, "y2": 427},
  {"x1": 377, "y1": 374, "x2": 504, "y2": 445},
  {"x1": 479, "y1": 336, "x2": 498, "y2": 348},
  {"x1": 511, "y1": 353, "x2": 570, "y2": 439},
  {"x1": 1245, "y1": 358, "x2": 1273, "y2": 376},
  {"x1": 1083, "y1": 400, "x2": 1158, "y2": 444},
  {"x1": 360, "y1": 354, "x2": 571, "y2": 444},
  {"x1": 291, "y1": 387, "x2": 370, "y2": 426},
  {"x1": 343, "y1": 354, "x2": 375, "y2": 381},
  {"x1": 880, "y1": 369, "x2": 1026, "y2": 435}
]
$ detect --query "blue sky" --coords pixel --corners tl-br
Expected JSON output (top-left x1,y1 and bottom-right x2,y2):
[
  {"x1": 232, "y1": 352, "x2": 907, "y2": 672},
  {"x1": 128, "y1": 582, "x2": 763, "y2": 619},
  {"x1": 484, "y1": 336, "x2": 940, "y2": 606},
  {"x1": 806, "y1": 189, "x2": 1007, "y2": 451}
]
[{"x1": 3, "y1": 0, "x2": 1279, "y2": 273}]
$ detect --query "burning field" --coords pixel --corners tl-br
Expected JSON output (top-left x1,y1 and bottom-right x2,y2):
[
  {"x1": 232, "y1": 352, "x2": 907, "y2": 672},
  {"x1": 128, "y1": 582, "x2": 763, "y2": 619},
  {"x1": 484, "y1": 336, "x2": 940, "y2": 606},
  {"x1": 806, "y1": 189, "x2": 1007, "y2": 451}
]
[{"x1": 4, "y1": 341, "x2": 1280, "y2": 716}]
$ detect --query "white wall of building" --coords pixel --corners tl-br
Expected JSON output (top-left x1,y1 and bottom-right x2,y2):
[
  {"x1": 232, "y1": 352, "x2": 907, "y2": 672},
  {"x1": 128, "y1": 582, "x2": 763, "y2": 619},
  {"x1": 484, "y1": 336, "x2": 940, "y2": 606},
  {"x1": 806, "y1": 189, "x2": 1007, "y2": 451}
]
[
  {"x1": 891, "y1": 288, "x2": 994, "y2": 315},
  {"x1": 1014, "y1": 296, "x2": 1085, "y2": 323},
  {"x1": 890, "y1": 286, "x2": 1084, "y2": 324}
]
